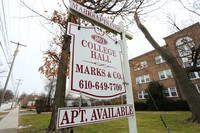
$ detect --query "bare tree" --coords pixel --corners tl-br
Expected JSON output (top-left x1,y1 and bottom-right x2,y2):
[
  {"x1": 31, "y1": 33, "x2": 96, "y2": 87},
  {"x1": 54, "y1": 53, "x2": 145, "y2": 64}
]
[
  {"x1": 44, "y1": 77, "x2": 56, "y2": 111},
  {"x1": 179, "y1": 0, "x2": 200, "y2": 17},
  {"x1": 0, "y1": 89, "x2": 14, "y2": 102}
]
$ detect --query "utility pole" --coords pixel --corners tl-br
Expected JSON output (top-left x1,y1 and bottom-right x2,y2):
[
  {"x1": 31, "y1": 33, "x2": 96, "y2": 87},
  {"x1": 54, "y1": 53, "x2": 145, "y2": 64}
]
[
  {"x1": 11, "y1": 79, "x2": 23, "y2": 108},
  {"x1": 0, "y1": 41, "x2": 26, "y2": 107}
]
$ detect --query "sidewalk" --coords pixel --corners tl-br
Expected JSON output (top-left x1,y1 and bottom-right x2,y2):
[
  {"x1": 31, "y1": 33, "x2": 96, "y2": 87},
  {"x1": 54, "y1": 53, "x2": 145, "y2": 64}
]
[{"x1": 0, "y1": 106, "x2": 19, "y2": 133}]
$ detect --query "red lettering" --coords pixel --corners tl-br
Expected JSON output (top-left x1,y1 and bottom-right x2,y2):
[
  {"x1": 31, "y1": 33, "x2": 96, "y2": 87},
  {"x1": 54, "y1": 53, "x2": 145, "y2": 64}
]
[
  {"x1": 91, "y1": 109, "x2": 98, "y2": 121},
  {"x1": 79, "y1": 110, "x2": 86, "y2": 122},
  {"x1": 116, "y1": 107, "x2": 122, "y2": 116},
  {"x1": 111, "y1": 108, "x2": 117, "y2": 117},
  {"x1": 76, "y1": 64, "x2": 83, "y2": 73},
  {"x1": 91, "y1": 50, "x2": 97, "y2": 59},
  {"x1": 96, "y1": 109, "x2": 103, "y2": 120},
  {"x1": 125, "y1": 107, "x2": 130, "y2": 115},
  {"x1": 81, "y1": 40, "x2": 87, "y2": 47},
  {"x1": 91, "y1": 67, "x2": 96, "y2": 75},
  {"x1": 102, "y1": 69, "x2": 106, "y2": 77},
  {"x1": 81, "y1": 39, "x2": 116, "y2": 58},
  {"x1": 102, "y1": 109, "x2": 108, "y2": 119},
  {"x1": 71, "y1": 110, "x2": 79, "y2": 123},
  {"x1": 75, "y1": 64, "x2": 105, "y2": 77},
  {"x1": 60, "y1": 111, "x2": 69, "y2": 125},
  {"x1": 84, "y1": 66, "x2": 90, "y2": 74},
  {"x1": 121, "y1": 107, "x2": 125, "y2": 116},
  {"x1": 96, "y1": 68, "x2": 101, "y2": 76},
  {"x1": 129, "y1": 106, "x2": 134, "y2": 115}
]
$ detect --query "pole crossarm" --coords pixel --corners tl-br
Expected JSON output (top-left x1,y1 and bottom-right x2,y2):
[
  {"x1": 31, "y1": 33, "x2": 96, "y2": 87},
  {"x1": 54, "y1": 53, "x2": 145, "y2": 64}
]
[{"x1": 10, "y1": 41, "x2": 27, "y2": 47}]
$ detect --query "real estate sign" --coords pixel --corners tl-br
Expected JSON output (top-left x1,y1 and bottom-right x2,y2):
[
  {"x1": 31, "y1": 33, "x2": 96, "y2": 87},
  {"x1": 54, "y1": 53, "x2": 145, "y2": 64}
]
[
  {"x1": 68, "y1": 23, "x2": 126, "y2": 99},
  {"x1": 57, "y1": 104, "x2": 134, "y2": 129}
]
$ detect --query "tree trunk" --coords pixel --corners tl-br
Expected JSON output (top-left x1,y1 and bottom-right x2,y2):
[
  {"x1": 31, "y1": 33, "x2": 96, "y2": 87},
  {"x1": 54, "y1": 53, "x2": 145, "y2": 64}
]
[
  {"x1": 47, "y1": 34, "x2": 73, "y2": 132},
  {"x1": 134, "y1": 12, "x2": 200, "y2": 123},
  {"x1": 46, "y1": 84, "x2": 52, "y2": 112}
]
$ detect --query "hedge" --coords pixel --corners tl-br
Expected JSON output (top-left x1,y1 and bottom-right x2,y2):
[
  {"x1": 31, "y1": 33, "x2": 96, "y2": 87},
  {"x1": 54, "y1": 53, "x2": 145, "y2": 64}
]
[{"x1": 134, "y1": 100, "x2": 190, "y2": 111}]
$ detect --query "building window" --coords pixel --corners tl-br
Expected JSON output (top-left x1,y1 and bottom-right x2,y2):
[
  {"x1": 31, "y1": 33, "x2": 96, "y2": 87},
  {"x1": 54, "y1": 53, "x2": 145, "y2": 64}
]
[
  {"x1": 135, "y1": 60, "x2": 148, "y2": 71},
  {"x1": 189, "y1": 72, "x2": 196, "y2": 79},
  {"x1": 176, "y1": 37, "x2": 195, "y2": 57},
  {"x1": 138, "y1": 91, "x2": 148, "y2": 99},
  {"x1": 158, "y1": 69, "x2": 172, "y2": 80},
  {"x1": 195, "y1": 84, "x2": 200, "y2": 93},
  {"x1": 155, "y1": 55, "x2": 165, "y2": 64},
  {"x1": 183, "y1": 59, "x2": 200, "y2": 68},
  {"x1": 189, "y1": 72, "x2": 200, "y2": 79},
  {"x1": 163, "y1": 87, "x2": 178, "y2": 98},
  {"x1": 136, "y1": 74, "x2": 150, "y2": 84}
]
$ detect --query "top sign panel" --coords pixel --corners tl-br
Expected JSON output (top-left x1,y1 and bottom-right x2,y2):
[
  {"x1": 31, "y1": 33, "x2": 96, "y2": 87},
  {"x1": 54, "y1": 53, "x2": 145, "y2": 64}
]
[
  {"x1": 69, "y1": 0, "x2": 120, "y2": 34},
  {"x1": 68, "y1": 23, "x2": 126, "y2": 99}
]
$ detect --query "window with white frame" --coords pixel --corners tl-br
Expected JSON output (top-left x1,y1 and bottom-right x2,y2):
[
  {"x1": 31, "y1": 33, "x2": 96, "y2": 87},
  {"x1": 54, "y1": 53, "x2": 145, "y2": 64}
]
[
  {"x1": 138, "y1": 91, "x2": 148, "y2": 99},
  {"x1": 135, "y1": 60, "x2": 148, "y2": 71},
  {"x1": 183, "y1": 58, "x2": 200, "y2": 68},
  {"x1": 155, "y1": 55, "x2": 165, "y2": 64},
  {"x1": 163, "y1": 87, "x2": 178, "y2": 97},
  {"x1": 176, "y1": 37, "x2": 195, "y2": 57},
  {"x1": 158, "y1": 69, "x2": 172, "y2": 80},
  {"x1": 195, "y1": 84, "x2": 200, "y2": 94},
  {"x1": 136, "y1": 74, "x2": 150, "y2": 84},
  {"x1": 189, "y1": 72, "x2": 200, "y2": 79}
]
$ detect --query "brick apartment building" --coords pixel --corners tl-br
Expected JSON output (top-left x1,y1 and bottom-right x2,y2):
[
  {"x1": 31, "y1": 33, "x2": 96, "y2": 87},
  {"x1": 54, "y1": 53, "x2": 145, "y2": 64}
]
[{"x1": 129, "y1": 22, "x2": 200, "y2": 102}]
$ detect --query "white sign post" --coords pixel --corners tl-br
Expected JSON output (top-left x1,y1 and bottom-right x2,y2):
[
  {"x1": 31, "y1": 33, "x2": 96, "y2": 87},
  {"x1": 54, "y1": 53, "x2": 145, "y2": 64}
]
[
  {"x1": 68, "y1": 23, "x2": 126, "y2": 99},
  {"x1": 119, "y1": 22, "x2": 138, "y2": 133}
]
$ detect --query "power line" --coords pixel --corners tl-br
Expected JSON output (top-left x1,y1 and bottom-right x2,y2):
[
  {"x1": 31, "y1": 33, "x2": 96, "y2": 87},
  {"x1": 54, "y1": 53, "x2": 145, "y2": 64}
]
[
  {"x1": 0, "y1": 42, "x2": 10, "y2": 67},
  {"x1": 0, "y1": 0, "x2": 11, "y2": 58}
]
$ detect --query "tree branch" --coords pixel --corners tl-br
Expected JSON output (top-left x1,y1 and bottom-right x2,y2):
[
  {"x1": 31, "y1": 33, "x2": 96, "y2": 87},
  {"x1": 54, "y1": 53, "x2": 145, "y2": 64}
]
[{"x1": 179, "y1": 0, "x2": 200, "y2": 17}]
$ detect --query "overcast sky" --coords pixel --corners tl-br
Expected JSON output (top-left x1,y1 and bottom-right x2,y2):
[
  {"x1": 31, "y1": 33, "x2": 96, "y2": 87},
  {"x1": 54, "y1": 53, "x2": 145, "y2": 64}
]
[{"x1": 0, "y1": 0, "x2": 199, "y2": 96}]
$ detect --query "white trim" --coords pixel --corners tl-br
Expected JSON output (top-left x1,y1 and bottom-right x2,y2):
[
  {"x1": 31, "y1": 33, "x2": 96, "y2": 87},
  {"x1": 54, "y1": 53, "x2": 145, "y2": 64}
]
[
  {"x1": 155, "y1": 55, "x2": 165, "y2": 64},
  {"x1": 195, "y1": 84, "x2": 200, "y2": 94},
  {"x1": 138, "y1": 91, "x2": 148, "y2": 100},
  {"x1": 158, "y1": 69, "x2": 173, "y2": 80},
  {"x1": 163, "y1": 87, "x2": 178, "y2": 98},
  {"x1": 136, "y1": 74, "x2": 150, "y2": 84}
]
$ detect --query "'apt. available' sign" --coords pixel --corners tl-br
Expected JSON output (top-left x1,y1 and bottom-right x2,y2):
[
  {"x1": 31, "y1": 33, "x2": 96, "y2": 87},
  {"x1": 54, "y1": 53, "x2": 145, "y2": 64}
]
[
  {"x1": 68, "y1": 23, "x2": 126, "y2": 99},
  {"x1": 57, "y1": 104, "x2": 134, "y2": 129}
]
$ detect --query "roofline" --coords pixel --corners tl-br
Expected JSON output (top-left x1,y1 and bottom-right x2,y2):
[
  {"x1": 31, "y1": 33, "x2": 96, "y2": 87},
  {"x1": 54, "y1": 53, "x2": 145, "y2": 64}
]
[{"x1": 163, "y1": 22, "x2": 200, "y2": 40}]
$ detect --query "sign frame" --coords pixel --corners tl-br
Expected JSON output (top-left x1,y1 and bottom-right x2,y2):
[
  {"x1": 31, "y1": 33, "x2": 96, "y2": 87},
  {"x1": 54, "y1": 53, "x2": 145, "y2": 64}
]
[{"x1": 68, "y1": 23, "x2": 127, "y2": 99}]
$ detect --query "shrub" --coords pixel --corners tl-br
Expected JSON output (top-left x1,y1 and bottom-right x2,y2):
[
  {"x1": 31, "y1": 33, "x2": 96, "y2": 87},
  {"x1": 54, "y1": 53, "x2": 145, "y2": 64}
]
[
  {"x1": 176, "y1": 100, "x2": 190, "y2": 111},
  {"x1": 146, "y1": 81, "x2": 166, "y2": 111},
  {"x1": 21, "y1": 105, "x2": 27, "y2": 109},
  {"x1": 134, "y1": 102, "x2": 148, "y2": 111},
  {"x1": 35, "y1": 99, "x2": 45, "y2": 114},
  {"x1": 162, "y1": 100, "x2": 177, "y2": 111}
]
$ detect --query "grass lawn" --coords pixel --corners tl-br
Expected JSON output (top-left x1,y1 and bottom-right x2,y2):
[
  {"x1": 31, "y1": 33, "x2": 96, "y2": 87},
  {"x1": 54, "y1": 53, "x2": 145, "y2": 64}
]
[{"x1": 19, "y1": 111, "x2": 200, "y2": 133}]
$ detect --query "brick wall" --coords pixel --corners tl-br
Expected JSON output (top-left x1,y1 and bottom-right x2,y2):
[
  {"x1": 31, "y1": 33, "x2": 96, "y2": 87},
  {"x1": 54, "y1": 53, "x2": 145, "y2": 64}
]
[{"x1": 130, "y1": 22, "x2": 200, "y2": 102}]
